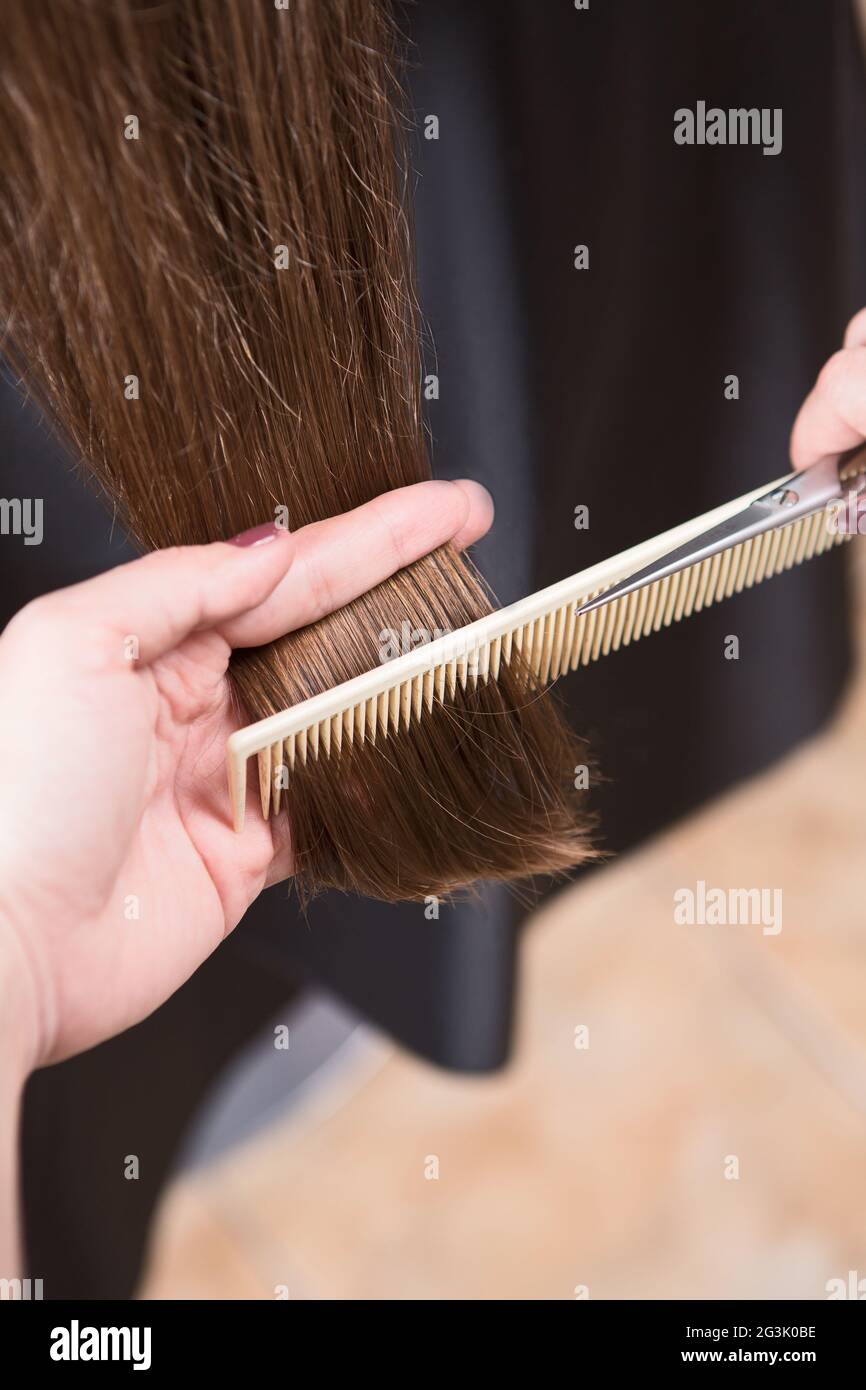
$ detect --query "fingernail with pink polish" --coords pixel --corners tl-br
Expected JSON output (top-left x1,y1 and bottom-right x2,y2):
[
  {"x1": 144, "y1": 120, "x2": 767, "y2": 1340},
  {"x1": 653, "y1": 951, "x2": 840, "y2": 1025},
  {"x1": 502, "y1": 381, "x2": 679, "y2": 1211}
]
[{"x1": 228, "y1": 522, "x2": 280, "y2": 548}]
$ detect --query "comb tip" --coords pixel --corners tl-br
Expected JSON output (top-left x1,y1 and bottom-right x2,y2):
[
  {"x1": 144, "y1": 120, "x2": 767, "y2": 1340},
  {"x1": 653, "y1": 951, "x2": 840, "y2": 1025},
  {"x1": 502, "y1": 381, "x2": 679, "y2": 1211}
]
[{"x1": 227, "y1": 751, "x2": 247, "y2": 833}]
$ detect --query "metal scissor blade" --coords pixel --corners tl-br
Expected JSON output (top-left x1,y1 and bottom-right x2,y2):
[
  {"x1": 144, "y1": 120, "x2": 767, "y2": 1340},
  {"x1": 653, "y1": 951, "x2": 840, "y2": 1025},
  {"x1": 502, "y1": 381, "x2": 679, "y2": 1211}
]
[
  {"x1": 575, "y1": 453, "x2": 849, "y2": 618},
  {"x1": 575, "y1": 501, "x2": 783, "y2": 616}
]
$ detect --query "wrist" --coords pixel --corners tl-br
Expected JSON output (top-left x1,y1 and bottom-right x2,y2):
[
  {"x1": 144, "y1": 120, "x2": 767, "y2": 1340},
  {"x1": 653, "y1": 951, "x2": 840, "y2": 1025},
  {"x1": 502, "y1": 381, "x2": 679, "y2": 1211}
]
[
  {"x1": 0, "y1": 915, "x2": 43, "y2": 1083},
  {"x1": 0, "y1": 922, "x2": 31, "y2": 1281}
]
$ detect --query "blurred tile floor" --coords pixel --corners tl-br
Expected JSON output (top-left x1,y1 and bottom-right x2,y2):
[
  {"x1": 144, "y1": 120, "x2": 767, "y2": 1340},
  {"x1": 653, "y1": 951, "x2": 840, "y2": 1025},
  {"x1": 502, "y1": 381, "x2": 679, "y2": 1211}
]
[{"x1": 139, "y1": 545, "x2": 866, "y2": 1300}]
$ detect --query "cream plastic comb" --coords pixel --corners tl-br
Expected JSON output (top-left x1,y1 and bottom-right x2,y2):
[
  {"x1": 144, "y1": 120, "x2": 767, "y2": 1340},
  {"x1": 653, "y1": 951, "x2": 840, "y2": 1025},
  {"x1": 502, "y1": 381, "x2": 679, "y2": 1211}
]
[{"x1": 227, "y1": 450, "x2": 865, "y2": 831}]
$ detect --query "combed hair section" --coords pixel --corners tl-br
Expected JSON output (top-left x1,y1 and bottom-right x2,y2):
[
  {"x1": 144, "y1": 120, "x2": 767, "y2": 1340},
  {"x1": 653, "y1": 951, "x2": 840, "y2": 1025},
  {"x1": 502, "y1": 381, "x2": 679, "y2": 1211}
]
[{"x1": 0, "y1": 0, "x2": 594, "y2": 900}]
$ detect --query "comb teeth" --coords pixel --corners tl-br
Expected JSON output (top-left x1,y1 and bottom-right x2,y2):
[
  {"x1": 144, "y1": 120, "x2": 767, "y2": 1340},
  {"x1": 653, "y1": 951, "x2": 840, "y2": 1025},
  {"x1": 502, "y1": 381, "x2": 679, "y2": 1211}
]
[
  {"x1": 226, "y1": 502, "x2": 852, "y2": 831},
  {"x1": 566, "y1": 512, "x2": 844, "y2": 673}
]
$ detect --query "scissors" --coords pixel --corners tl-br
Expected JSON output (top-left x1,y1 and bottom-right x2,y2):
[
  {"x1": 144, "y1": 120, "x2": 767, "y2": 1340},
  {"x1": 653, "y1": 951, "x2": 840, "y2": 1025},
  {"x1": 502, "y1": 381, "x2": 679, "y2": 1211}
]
[{"x1": 576, "y1": 445, "x2": 866, "y2": 618}]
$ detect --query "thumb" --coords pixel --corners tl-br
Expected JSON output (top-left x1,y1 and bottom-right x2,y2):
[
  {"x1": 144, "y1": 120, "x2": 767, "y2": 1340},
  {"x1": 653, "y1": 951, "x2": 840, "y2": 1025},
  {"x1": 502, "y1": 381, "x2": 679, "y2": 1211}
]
[{"x1": 22, "y1": 523, "x2": 295, "y2": 666}]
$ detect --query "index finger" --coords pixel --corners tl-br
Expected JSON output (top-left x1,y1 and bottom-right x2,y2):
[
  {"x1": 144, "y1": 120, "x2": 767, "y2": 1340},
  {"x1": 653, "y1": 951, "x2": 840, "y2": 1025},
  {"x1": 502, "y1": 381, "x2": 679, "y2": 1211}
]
[{"x1": 221, "y1": 477, "x2": 494, "y2": 649}]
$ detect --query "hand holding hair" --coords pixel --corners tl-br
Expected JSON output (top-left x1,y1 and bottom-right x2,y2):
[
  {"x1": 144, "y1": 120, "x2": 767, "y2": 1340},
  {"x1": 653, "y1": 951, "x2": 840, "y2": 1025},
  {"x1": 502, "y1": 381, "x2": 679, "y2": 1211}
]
[{"x1": 0, "y1": 480, "x2": 492, "y2": 1072}]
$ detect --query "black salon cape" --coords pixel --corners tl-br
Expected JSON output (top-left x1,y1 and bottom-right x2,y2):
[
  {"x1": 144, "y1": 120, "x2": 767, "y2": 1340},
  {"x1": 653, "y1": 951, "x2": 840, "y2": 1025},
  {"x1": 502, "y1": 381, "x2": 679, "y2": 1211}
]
[{"x1": 4, "y1": 1, "x2": 863, "y2": 1295}]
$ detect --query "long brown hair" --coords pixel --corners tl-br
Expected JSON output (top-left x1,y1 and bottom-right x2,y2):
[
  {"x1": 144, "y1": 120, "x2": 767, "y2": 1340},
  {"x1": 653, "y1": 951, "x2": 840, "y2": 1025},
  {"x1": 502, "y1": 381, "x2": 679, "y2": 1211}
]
[{"x1": 0, "y1": 0, "x2": 593, "y2": 900}]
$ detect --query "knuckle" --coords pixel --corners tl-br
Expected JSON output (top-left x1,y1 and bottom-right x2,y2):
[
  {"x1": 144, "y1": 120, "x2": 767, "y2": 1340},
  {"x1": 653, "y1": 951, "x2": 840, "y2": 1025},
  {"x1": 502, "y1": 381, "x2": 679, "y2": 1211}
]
[
  {"x1": 816, "y1": 348, "x2": 851, "y2": 401},
  {"x1": 370, "y1": 495, "x2": 408, "y2": 570},
  {"x1": 5, "y1": 594, "x2": 114, "y2": 670},
  {"x1": 844, "y1": 306, "x2": 866, "y2": 346},
  {"x1": 10, "y1": 593, "x2": 63, "y2": 634},
  {"x1": 2, "y1": 593, "x2": 80, "y2": 660},
  {"x1": 302, "y1": 553, "x2": 337, "y2": 619},
  {"x1": 141, "y1": 544, "x2": 186, "y2": 574}
]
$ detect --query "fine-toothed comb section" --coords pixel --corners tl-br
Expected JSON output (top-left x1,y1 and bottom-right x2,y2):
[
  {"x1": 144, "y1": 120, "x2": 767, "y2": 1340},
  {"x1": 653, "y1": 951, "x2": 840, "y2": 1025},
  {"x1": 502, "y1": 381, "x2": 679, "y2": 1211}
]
[{"x1": 226, "y1": 482, "x2": 852, "y2": 831}]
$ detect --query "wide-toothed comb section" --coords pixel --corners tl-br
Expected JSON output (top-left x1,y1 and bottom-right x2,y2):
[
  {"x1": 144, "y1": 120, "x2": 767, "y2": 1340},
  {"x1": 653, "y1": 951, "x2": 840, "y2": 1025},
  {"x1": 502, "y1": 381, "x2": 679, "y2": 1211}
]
[{"x1": 226, "y1": 499, "x2": 853, "y2": 833}]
